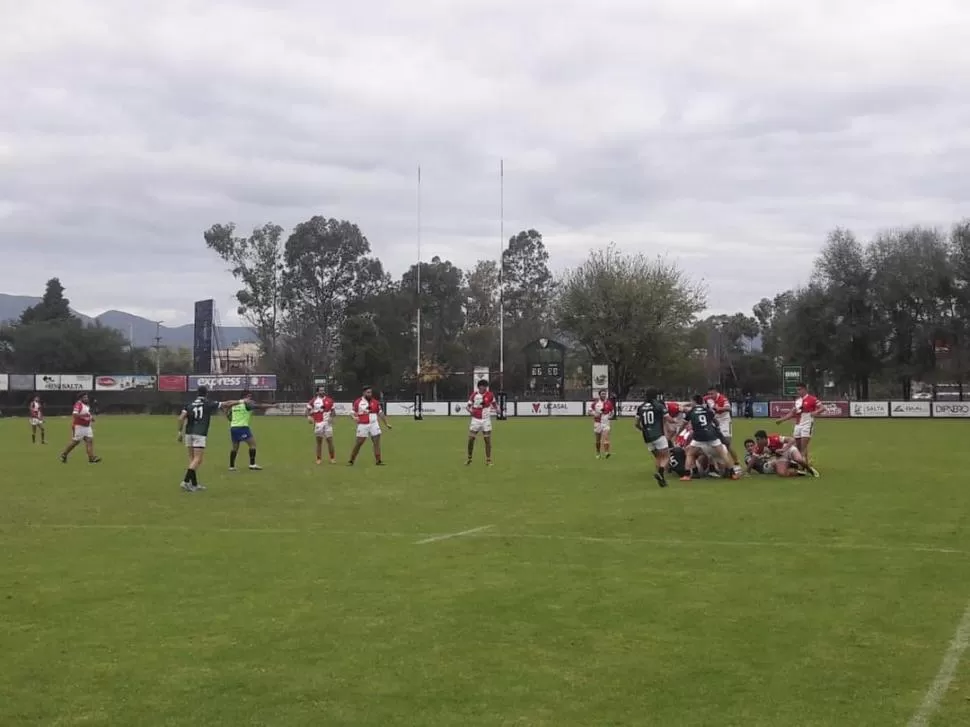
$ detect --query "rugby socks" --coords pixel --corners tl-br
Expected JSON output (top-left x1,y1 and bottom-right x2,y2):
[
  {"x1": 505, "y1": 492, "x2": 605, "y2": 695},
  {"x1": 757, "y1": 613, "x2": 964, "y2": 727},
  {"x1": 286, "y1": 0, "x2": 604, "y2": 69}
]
[
  {"x1": 229, "y1": 451, "x2": 238, "y2": 468},
  {"x1": 467, "y1": 439, "x2": 475, "y2": 459},
  {"x1": 184, "y1": 468, "x2": 197, "y2": 487},
  {"x1": 249, "y1": 448, "x2": 257, "y2": 466}
]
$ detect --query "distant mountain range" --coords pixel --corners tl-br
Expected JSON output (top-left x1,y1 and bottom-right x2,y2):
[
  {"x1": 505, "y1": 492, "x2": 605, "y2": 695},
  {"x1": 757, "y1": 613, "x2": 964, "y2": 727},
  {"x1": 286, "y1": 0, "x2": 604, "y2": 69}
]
[{"x1": 0, "y1": 293, "x2": 256, "y2": 348}]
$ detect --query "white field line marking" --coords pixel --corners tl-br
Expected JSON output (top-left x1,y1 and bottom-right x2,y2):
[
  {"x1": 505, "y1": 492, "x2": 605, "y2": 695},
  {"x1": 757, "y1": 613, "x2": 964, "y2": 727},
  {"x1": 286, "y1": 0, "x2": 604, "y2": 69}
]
[
  {"x1": 4, "y1": 523, "x2": 967, "y2": 557},
  {"x1": 415, "y1": 524, "x2": 494, "y2": 544},
  {"x1": 908, "y1": 598, "x2": 970, "y2": 727}
]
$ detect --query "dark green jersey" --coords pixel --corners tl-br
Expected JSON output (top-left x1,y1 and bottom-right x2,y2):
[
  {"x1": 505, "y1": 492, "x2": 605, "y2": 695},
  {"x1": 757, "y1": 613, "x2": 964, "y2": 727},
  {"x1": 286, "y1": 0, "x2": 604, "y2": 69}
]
[
  {"x1": 636, "y1": 400, "x2": 667, "y2": 441},
  {"x1": 687, "y1": 404, "x2": 720, "y2": 442},
  {"x1": 183, "y1": 397, "x2": 223, "y2": 436}
]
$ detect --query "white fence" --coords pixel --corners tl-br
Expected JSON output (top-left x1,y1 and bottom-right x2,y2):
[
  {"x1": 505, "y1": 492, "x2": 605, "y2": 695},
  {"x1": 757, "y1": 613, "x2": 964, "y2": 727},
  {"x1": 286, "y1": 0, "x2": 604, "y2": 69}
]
[{"x1": 263, "y1": 400, "x2": 968, "y2": 418}]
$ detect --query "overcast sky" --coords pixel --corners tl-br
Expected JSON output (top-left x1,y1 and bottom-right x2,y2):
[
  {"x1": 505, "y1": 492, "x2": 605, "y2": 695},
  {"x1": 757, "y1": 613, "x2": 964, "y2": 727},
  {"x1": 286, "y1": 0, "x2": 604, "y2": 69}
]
[{"x1": 2, "y1": 0, "x2": 969, "y2": 326}]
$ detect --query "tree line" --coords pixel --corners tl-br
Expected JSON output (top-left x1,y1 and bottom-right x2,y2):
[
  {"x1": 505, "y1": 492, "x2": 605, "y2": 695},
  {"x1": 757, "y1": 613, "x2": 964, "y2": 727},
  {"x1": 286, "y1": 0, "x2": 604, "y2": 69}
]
[
  {"x1": 0, "y1": 279, "x2": 193, "y2": 377},
  {"x1": 5, "y1": 218, "x2": 969, "y2": 402}
]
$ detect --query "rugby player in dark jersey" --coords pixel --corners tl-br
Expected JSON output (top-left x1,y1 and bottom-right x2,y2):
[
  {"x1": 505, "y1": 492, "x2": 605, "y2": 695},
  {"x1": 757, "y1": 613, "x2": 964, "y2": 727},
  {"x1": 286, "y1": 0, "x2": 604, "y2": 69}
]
[
  {"x1": 681, "y1": 395, "x2": 740, "y2": 481},
  {"x1": 635, "y1": 388, "x2": 674, "y2": 487}
]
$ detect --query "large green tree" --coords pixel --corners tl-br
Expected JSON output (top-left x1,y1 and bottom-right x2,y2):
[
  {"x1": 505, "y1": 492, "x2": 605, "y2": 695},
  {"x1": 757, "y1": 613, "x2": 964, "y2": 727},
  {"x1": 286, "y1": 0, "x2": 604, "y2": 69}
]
[{"x1": 556, "y1": 246, "x2": 706, "y2": 400}]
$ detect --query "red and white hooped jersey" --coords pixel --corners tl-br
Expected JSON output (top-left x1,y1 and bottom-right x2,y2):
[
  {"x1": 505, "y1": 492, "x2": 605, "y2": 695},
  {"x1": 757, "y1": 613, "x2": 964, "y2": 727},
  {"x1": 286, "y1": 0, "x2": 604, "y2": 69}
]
[
  {"x1": 30, "y1": 401, "x2": 43, "y2": 419},
  {"x1": 353, "y1": 397, "x2": 380, "y2": 424},
  {"x1": 468, "y1": 390, "x2": 496, "y2": 420},
  {"x1": 666, "y1": 402, "x2": 681, "y2": 418},
  {"x1": 794, "y1": 394, "x2": 819, "y2": 425},
  {"x1": 705, "y1": 392, "x2": 731, "y2": 427},
  {"x1": 590, "y1": 398, "x2": 614, "y2": 422},
  {"x1": 72, "y1": 401, "x2": 92, "y2": 427},
  {"x1": 307, "y1": 395, "x2": 334, "y2": 424},
  {"x1": 756, "y1": 434, "x2": 787, "y2": 455}
]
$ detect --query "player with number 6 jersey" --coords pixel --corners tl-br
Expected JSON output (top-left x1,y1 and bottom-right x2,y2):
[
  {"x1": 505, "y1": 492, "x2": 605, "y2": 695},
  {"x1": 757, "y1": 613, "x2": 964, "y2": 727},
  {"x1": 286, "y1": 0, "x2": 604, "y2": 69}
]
[
  {"x1": 466, "y1": 379, "x2": 497, "y2": 465},
  {"x1": 635, "y1": 388, "x2": 672, "y2": 488},
  {"x1": 589, "y1": 389, "x2": 614, "y2": 459}
]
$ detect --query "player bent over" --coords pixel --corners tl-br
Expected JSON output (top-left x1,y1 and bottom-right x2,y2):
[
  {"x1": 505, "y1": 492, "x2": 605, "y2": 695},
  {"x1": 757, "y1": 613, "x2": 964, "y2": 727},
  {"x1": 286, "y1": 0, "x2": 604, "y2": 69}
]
[
  {"x1": 681, "y1": 396, "x2": 738, "y2": 481},
  {"x1": 307, "y1": 386, "x2": 337, "y2": 465},
  {"x1": 59, "y1": 393, "x2": 101, "y2": 464},
  {"x1": 635, "y1": 388, "x2": 674, "y2": 487},
  {"x1": 753, "y1": 430, "x2": 819, "y2": 478},
  {"x1": 467, "y1": 379, "x2": 497, "y2": 465},
  {"x1": 29, "y1": 396, "x2": 46, "y2": 445},
  {"x1": 589, "y1": 389, "x2": 615, "y2": 459},
  {"x1": 348, "y1": 386, "x2": 391, "y2": 466},
  {"x1": 177, "y1": 386, "x2": 242, "y2": 492}
]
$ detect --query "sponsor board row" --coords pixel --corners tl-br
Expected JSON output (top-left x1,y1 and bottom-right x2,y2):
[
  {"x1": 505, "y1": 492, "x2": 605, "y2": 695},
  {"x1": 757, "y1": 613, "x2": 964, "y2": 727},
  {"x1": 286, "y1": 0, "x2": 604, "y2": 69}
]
[
  {"x1": 772, "y1": 400, "x2": 969, "y2": 418},
  {"x1": 0, "y1": 374, "x2": 279, "y2": 392}
]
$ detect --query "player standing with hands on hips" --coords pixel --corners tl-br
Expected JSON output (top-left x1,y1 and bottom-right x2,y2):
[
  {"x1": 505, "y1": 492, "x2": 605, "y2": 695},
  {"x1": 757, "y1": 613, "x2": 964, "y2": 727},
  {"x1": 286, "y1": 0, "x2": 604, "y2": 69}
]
[
  {"x1": 589, "y1": 389, "x2": 614, "y2": 459},
  {"x1": 466, "y1": 379, "x2": 497, "y2": 465},
  {"x1": 348, "y1": 386, "x2": 391, "y2": 466}
]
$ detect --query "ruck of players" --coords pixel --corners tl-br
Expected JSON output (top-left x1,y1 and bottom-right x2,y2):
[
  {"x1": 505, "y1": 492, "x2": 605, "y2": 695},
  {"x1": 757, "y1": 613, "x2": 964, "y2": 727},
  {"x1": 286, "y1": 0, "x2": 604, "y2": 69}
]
[{"x1": 627, "y1": 382, "x2": 820, "y2": 487}]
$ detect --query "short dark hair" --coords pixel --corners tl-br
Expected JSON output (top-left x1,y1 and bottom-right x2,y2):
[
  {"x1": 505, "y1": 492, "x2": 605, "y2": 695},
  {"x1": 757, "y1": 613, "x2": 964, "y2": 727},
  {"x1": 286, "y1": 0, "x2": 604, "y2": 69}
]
[
  {"x1": 754, "y1": 429, "x2": 767, "y2": 439},
  {"x1": 796, "y1": 382, "x2": 806, "y2": 388},
  {"x1": 743, "y1": 438, "x2": 755, "y2": 447},
  {"x1": 477, "y1": 379, "x2": 489, "y2": 388},
  {"x1": 645, "y1": 387, "x2": 659, "y2": 401},
  {"x1": 241, "y1": 389, "x2": 252, "y2": 397},
  {"x1": 692, "y1": 394, "x2": 704, "y2": 405},
  {"x1": 197, "y1": 386, "x2": 208, "y2": 397}
]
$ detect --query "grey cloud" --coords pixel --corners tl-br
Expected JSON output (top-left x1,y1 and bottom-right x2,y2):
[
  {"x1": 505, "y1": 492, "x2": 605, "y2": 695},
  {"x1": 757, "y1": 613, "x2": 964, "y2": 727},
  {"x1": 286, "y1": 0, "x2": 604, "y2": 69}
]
[{"x1": 3, "y1": 0, "x2": 970, "y2": 324}]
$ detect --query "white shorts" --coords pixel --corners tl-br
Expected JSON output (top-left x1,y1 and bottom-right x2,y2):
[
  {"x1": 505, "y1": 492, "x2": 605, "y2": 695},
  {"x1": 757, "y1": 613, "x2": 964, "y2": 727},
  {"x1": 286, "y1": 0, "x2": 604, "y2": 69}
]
[
  {"x1": 594, "y1": 421, "x2": 611, "y2": 434},
  {"x1": 693, "y1": 440, "x2": 726, "y2": 459},
  {"x1": 30, "y1": 418, "x2": 43, "y2": 427},
  {"x1": 717, "y1": 420, "x2": 732, "y2": 439},
  {"x1": 356, "y1": 422, "x2": 381, "y2": 439},
  {"x1": 72, "y1": 426, "x2": 93, "y2": 441},
  {"x1": 185, "y1": 434, "x2": 207, "y2": 449},
  {"x1": 794, "y1": 421, "x2": 814, "y2": 439},
  {"x1": 469, "y1": 418, "x2": 493, "y2": 434},
  {"x1": 313, "y1": 422, "x2": 333, "y2": 438},
  {"x1": 646, "y1": 435, "x2": 669, "y2": 452}
]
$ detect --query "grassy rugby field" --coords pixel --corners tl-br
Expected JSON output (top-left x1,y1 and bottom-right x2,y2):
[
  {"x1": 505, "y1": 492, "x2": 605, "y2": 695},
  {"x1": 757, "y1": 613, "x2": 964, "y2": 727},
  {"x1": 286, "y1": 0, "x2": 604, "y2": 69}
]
[{"x1": 1, "y1": 414, "x2": 969, "y2": 726}]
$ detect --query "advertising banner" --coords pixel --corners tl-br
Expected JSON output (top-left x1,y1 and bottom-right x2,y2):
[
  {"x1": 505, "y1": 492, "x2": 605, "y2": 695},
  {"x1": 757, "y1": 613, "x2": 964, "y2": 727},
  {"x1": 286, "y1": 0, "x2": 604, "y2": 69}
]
[
  {"x1": 386, "y1": 402, "x2": 414, "y2": 416},
  {"x1": 264, "y1": 403, "x2": 303, "y2": 416},
  {"x1": 519, "y1": 401, "x2": 549, "y2": 416},
  {"x1": 770, "y1": 400, "x2": 849, "y2": 418},
  {"x1": 187, "y1": 374, "x2": 277, "y2": 391},
  {"x1": 450, "y1": 401, "x2": 468, "y2": 416},
  {"x1": 617, "y1": 401, "x2": 641, "y2": 417},
  {"x1": 0, "y1": 374, "x2": 7, "y2": 391},
  {"x1": 591, "y1": 364, "x2": 609, "y2": 395},
  {"x1": 95, "y1": 375, "x2": 157, "y2": 391},
  {"x1": 850, "y1": 401, "x2": 889, "y2": 418},
  {"x1": 890, "y1": 401, "x2": 931, "y2": 417},
  {"x1": 9, "y1": 374, "x2": 35, "y2": 391},
  {"x1": 932, "y1": 401, "x2": 970, "y2": 418},
  {"x1": 548, "y1": 401, "x2": 583, "y2": 416},
  {"x1": 35, "y1": 374, "x2": 94, "y2": 391},
  {"x1": 158, "y1": 375, "x2": 187, "y2": 392},
  {"x1": 752, "y1": 401, "x2": 769, "y2": 418},
  {"x1": 332, "y1": 402, "x2": 354, "y2": 417},
  {"x1": 420, "y1": 401, "x2": 448, "y2": 416}
]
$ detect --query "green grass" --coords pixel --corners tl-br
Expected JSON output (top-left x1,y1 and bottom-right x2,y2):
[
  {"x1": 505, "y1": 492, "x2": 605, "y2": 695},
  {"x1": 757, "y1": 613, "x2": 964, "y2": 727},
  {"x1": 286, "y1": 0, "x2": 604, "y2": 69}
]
[{"x1": 2, "y1": 415, "x2": 970, "y2": 726}]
